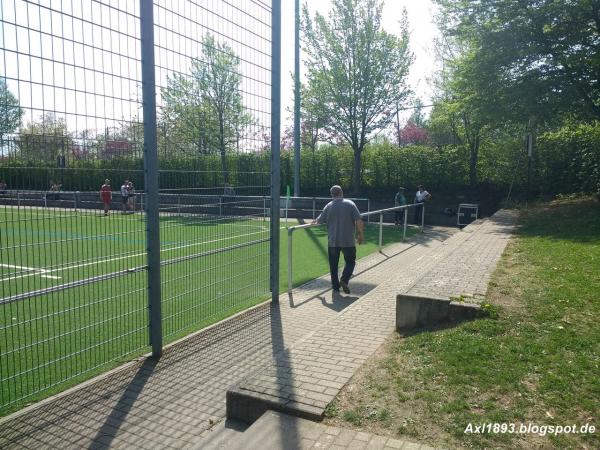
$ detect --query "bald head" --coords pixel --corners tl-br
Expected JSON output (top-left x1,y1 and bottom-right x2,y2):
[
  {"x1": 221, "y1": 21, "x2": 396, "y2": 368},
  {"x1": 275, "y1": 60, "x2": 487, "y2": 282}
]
[{"x1": 330, "y1": 185, "x2": 343, "y2": 198}]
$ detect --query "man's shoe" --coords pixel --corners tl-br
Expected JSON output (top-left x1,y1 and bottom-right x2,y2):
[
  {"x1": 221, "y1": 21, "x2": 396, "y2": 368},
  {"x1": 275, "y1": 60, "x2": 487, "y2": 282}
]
[{"x1": 340, "y1": 280, "x2": 350, "y2": 294}]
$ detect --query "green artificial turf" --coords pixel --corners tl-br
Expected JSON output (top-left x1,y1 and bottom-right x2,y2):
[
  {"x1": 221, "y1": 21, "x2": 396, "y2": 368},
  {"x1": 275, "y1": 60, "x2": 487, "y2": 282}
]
[{"x1": 0, "y1": 206, "x2": 415, "y2": 415}]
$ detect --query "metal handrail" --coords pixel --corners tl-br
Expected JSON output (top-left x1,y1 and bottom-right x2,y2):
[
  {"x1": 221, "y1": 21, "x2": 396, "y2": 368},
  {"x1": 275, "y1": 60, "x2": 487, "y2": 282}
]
[{"x1": 286, "y1": 203, "x2": 425, "y2": 293}]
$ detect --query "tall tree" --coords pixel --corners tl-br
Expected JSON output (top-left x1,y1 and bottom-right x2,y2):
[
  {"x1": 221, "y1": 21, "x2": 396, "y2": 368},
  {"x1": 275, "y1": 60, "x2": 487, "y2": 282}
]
[
  {"x1": 434, "y1": 0, "x2": 600, "y2": 122},
  {"x1": 302, "y1": 0, "x2": 413, "y2": 194},
  {"x1": 17, "y1": 113, "x2": 72, "y2": 164},
  {"x1": 161, "y1": 34, "x2": 253, "y2": 183},
  {"x1": 0, "y1": 79, "x2": 23, "y2": 140}
]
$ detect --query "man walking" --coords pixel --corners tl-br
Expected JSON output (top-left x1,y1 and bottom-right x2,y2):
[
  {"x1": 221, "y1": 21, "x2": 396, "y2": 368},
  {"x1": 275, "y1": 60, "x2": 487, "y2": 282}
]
[{"x1": 313, "y1": 185, "x2": 364, "y2": 294}]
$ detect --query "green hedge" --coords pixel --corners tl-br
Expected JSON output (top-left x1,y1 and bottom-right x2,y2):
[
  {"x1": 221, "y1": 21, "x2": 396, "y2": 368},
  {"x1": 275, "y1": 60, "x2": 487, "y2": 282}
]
[
  {"x1": 2, "y1": 123, "x2": 598, "y2": 198},
  {"x1": 537, "y1": 121, "x2": 600, "y2": 196}
]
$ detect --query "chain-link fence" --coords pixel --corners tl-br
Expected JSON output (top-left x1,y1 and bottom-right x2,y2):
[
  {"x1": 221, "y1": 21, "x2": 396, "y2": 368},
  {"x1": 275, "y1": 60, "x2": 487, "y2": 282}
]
[{"x1": 0, "y1": 0, "x2": 275, "y2": 414}]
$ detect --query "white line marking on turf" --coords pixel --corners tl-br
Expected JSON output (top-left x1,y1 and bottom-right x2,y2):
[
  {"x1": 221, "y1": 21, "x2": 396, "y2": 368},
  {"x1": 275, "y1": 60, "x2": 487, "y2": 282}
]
[
  {"x1": 0, "y1": 263, "x2": 63, "y2": 281},
  {"x1": 0, "y1": 226, "x2": 287, "y2": 283}
]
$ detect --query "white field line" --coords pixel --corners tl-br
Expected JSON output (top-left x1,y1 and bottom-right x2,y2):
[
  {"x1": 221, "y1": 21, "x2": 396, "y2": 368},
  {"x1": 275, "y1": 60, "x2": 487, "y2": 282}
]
[
  {"x1": 0, "y1": 225, "x2": 287, "y2": 283},
  {"x1": 0, "y1": 263, "x2": 62, "y2": 280}
]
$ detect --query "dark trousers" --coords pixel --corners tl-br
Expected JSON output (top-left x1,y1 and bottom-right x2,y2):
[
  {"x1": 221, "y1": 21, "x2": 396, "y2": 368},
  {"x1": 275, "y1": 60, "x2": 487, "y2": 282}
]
[
  {"x1": 328, "y1": 246, "x2": 356, "y2": 290},
  {"x1": 395, "y1": 210, "x2": 404, "y2": 225},
  {"x1": 414, "y1": 202, "x2": 424, "y2": 224}
]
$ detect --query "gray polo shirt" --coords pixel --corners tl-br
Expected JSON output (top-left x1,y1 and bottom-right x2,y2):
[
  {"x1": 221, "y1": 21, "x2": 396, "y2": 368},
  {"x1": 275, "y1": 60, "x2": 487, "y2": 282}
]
[{"x1": 316, "y1": 198, "x2": 361, "y2": 247}]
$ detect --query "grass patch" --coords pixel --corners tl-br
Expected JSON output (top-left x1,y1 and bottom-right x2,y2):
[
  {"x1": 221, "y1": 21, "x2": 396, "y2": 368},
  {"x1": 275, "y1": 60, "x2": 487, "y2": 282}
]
[{"x1": 326, "y1": 198, "x2": 600, "y2": 449}]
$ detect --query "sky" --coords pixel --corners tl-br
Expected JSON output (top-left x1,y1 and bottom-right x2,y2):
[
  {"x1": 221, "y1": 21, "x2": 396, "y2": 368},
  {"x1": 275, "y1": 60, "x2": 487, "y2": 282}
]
[{"x1": 280, "y1": 0, "x2": 441, "y2": 125}]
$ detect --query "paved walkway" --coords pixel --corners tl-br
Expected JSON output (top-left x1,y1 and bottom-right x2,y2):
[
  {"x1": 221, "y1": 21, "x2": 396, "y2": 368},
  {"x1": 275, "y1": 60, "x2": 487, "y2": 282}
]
[{"x1": 0, "y1": 211, "x2": 516, "y2": 449}]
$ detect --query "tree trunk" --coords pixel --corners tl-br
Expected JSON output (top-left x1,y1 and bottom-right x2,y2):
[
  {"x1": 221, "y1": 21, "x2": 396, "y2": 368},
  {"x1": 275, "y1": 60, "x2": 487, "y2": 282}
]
[
  {"x1": 220, "y1": 147, "x2": 229, "y2": 185},
  {"x1": 352, "y1": 147, "x2": 362, "y2": 196},
  {"x1": 469, "y1": 134, "x2": 479, "y2": 189},
  {"x1": 219, "y1": 115, "x2": 229, "y2": 185}
]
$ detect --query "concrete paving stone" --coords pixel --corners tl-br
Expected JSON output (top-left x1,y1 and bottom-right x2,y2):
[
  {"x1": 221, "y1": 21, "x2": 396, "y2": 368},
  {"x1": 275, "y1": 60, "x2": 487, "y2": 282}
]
[
  {"x1": 400, "y1": 441, "x2": 423, "y2": 450},
  {"x1": 385, "y1": 438, "x2": 405, "y2": 449},
  {"x1": 333, "y1": 429, "x2": 358, "y2": 446},
  {"x1": 302, "y1": 392, "x2": 333, "y2": 406},
  {"x1": 314, "y1": 431, "x2": 336, "y2": 447},
  {"x1": 365, "y1": 435, "x2": 389, "y2": 450},
  {"x1": 347, "y1": 440, "x2": 369, "y2": 450},
  {"x1": 301, "y1": 438, "x2": 317, "y2": 449},
  {"x1": 354, "y1": 431, "x2": 372, "y2": 442},
  {"x1": 324, "y1": 426, "x2": 341, "y2": 436}
]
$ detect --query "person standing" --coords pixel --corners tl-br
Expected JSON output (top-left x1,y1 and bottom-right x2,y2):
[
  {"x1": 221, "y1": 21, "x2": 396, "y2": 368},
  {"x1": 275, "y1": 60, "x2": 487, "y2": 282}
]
[
  {"x1": 313, "y1": 185, "x2": 364, "y2": 294},
  {"x1": 394, "y1": 186, "x2": 407, "y2": 225},
  {"x1": 413, "y1": 185, "x2": 431, "y2": 225},
  {"x1": 120, "y1": 180, "x2": 129, "y2": 213},
  {"x1": 100, "y1": 179, "x2": 112, "y2": 215},
  {"x1": 127, "y1": 181, "x2": 135, "y2": 212}
]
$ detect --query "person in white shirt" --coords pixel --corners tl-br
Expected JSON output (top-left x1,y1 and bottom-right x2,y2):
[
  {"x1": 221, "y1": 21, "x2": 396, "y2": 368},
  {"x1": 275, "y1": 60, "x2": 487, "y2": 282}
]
[
  {"x1": 413, "y1": 185, "x2": 431, "y2": 224},
  {"x1": 121, "y1": 180, "x2": 129, "y2": 213}
]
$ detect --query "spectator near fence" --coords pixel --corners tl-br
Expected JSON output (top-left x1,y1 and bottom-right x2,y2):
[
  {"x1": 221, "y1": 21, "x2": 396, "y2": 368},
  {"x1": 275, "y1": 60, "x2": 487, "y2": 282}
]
[
  {"x1": 120, "y1": 180, "x2": 129, "y2": 213},
  {"x1": 127, "y1": 181, "x2": 136, "y2": 211},
  {"x1": 100, "y1": 179, "x2": 112, "y2": 216},
  {"x1": 394, "y1": 186, "x2": 407, "y2": 226},
  {"x1": 48, "y1": 180, "x2": 61, "y2": 201},
  {"x1": 413, "y1": 185, "x2": 431, "y2": 225}
]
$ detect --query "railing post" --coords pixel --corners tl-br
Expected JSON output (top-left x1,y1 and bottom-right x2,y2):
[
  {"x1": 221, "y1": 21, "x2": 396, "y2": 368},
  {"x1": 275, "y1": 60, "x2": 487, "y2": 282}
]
[
  {"x1": 74, "y1": 191, "x2": 78, "y2": 212},
  {"x1": 17, "y1": 190, "x2": 21, "y2": 207},
  {"x1": 177, "y1": 194, "x2": 181, "y2": 215},
  {"x1": 379, "y1": 213, "x2": 383, "y2": 251},
  {"x1": 219, "y1": 196, "x2": 223, "y2": 218},
  {"x1": 288, "y1": 229, "x2": 293, "y2": 293},
  {"x1": 421, "y1": 203, "x2": 425, "y2": 231},
  {"x1": 403, "y1": 207, "x2": 408, "y2": 241},
  {"x1": 263, "y1": 196, "x2": 267, "y2": 221},
  {"x1": 367, "y1": 199, "x2": 370, "y2": 223},
  {"x1": 312, "y1": 197, "x2": 316, "y2": 220},
  {"x1": 140, "y1": 0, "x2": 162, "y2": 357}
]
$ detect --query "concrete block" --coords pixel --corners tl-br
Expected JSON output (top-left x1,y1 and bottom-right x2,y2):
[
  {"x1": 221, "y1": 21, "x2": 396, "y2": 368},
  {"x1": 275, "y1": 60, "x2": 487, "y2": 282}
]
[{"x1": 396, "y1": 294, "x2": 481, "y2": 332}]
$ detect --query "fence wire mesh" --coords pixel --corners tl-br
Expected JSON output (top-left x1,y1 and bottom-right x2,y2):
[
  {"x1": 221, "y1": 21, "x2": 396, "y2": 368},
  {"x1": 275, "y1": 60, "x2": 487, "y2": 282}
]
[{"x1": 0, "y1": 0, "x2": 272, "y2": 413}]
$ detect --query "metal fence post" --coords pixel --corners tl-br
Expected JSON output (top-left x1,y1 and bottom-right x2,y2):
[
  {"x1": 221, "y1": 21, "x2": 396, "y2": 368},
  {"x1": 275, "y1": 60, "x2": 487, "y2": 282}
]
[
  {"x1": 219, "y1": 196, "x2": 223, "y2": 218},
  {"x1": 74, "y1": 191, "x2": 78, "y2": 212},
  {"x1": 263, "y1": 196, "x2": 267, "y2": 221},
  {"x1": 270, "y1": 0, "x2": 281, "y2": 302},
  {"x1": 177, "y1": 194, "x2": 181, "y2": 215},
  {"x1": 421, "y1": 203, "x2": 425, "y2": 231},
  {"x1": 367, "y1": 199, "x2": 370, "y2": 223},
  {"x1": 140, "y1": 0, "x2": 162, "y2": 357},
  {"x1": 379, "y1": 213, "x2": 383, "y2": 251},
  {"x1": 17, "y1": 190, "x2": 21, "y2": 207},
  {"x1": 403, "y1": 207, "x2": 408, "y2": 241},
  {"x1": 312, "y1": 197, "x2": 316, "y2": 220}
]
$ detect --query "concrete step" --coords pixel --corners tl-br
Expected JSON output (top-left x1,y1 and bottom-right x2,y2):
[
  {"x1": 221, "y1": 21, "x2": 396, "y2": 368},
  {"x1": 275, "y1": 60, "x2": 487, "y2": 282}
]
[{"x1": 221, "y1": 410, "x2": 439, "y2": 450}]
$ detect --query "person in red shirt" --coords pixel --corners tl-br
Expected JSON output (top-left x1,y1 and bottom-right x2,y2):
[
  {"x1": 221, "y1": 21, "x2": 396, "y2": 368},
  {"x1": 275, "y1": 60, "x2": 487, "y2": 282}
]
[{"x1": 100, "y1": 179, "x2": 112, "y2": 216}]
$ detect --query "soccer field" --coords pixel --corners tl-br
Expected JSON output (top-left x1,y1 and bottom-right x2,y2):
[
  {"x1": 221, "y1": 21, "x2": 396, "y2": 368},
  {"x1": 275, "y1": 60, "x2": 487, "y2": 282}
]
[{"x1": 0, "y1": 205, "x2": 414, "y2": 413}]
